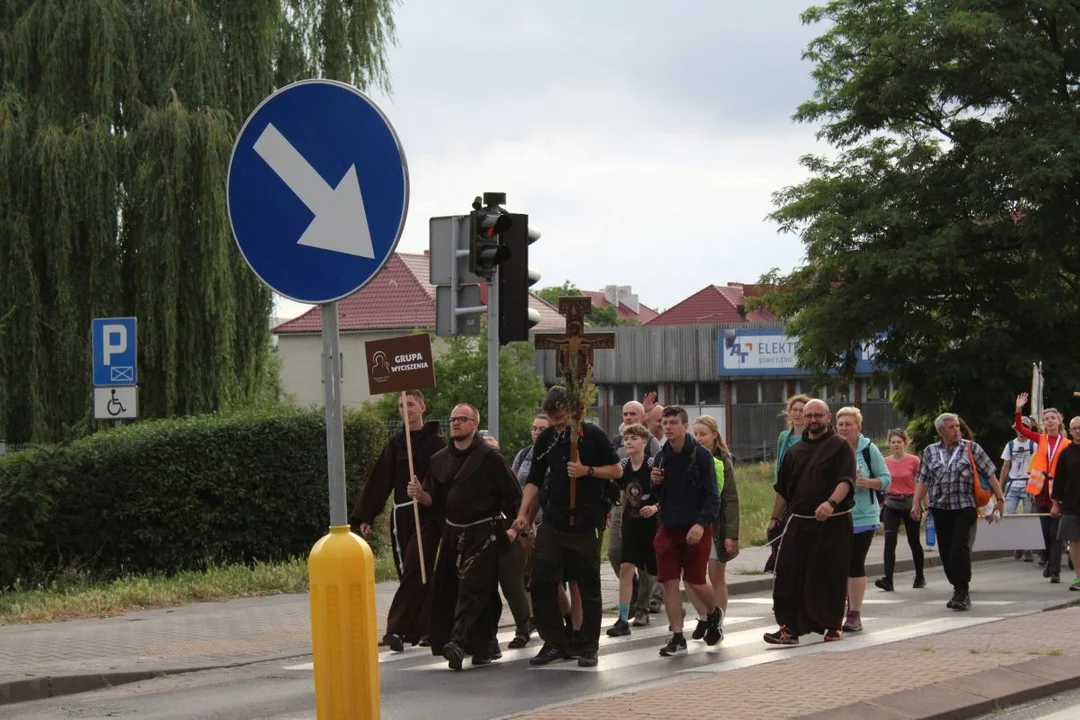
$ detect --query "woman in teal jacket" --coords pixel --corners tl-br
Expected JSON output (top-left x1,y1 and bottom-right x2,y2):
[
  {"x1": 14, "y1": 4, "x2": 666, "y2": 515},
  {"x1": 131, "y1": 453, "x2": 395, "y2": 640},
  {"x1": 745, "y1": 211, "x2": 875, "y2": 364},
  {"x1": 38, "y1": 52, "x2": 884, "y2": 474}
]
[{"x1": 835, "y1": 406, "x2": 891, "y2": 634}]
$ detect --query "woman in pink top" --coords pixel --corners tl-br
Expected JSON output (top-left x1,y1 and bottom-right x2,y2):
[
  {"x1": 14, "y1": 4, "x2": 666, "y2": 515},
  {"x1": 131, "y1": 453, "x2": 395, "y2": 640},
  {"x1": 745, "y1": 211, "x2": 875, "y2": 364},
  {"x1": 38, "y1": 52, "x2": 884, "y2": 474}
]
[{"x1": 875, "y1": 429, "x2": 925, "y2": 592}]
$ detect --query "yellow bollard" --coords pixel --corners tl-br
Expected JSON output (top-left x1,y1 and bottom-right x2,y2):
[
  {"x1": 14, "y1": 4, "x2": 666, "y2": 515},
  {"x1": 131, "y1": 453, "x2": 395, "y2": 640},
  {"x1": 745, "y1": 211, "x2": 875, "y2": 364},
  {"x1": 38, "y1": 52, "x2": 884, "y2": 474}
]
[{"x1": 309, "y1": 525, "x2": 380, "y2": 719}]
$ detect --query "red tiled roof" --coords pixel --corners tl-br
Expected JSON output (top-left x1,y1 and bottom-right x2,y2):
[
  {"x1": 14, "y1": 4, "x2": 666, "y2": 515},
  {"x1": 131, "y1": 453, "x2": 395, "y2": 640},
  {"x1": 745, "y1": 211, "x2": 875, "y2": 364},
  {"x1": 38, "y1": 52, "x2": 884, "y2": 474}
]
[
  {"x1": 648, "y1": 284, "x2": 776, "y2": 326},
  {"x1": 273, "y1": 252, "x2": 566, "y2": 334},
  {"x1": 580, "y1": 290, "x2": 659, "y2": 324}
]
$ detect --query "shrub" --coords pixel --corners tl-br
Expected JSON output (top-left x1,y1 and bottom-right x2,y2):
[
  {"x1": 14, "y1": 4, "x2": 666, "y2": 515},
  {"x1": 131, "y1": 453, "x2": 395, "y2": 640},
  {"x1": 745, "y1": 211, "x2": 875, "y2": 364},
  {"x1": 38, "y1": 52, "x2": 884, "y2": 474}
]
[{"x1": 0, "y1": 407, "x2": 387, "y2": 589}]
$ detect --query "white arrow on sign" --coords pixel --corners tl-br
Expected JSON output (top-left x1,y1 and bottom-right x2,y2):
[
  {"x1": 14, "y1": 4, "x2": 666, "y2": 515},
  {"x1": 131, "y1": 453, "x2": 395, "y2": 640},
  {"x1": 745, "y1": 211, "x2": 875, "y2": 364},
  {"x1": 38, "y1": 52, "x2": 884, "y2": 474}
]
[{"x1": 253, "y1": 123, "x2": 375, "y2": 258}]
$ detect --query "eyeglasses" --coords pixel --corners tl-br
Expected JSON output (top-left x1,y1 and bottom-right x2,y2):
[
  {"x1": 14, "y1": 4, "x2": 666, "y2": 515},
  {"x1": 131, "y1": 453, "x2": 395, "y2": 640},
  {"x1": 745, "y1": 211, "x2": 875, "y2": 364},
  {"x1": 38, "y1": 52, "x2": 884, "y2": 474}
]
[
  {"x1": 804, "y1": 413, "x2": 827, "y2": 419},
  {"x1": 449, "y1": 416, "x2": 477, "y2": 424}
]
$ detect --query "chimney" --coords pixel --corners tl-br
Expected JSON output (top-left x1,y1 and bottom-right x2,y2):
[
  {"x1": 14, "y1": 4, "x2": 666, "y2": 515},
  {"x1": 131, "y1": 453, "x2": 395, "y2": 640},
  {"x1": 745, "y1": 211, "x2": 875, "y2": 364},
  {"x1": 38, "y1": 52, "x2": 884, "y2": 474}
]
[{"x1": 423, "y1": 249, "x2": 430, "y2": 256}]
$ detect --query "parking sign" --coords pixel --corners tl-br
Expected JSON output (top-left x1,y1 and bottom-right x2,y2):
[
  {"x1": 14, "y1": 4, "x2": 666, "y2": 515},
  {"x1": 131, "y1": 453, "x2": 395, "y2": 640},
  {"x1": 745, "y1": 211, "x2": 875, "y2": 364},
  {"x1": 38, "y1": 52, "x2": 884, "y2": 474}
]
[{"x1": 92, "y1": 318, "x2": 137, "y2": 386}]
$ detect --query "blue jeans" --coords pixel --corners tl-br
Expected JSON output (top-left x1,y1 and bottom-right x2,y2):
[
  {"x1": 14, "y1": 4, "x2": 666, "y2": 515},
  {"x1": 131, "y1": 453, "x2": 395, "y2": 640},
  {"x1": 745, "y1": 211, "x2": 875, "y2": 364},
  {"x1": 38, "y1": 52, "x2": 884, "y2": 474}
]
[{"x1": 1004, "y1": 494, "x2": 1033, "y2": 515}]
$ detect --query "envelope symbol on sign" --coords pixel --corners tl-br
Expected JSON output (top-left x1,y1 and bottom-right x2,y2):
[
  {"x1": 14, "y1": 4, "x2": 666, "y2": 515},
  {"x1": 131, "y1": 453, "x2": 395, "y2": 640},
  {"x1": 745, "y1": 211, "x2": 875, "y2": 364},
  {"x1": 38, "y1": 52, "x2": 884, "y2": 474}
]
[{"x1": 111, "y1": 366, "x2": 134, "y2": 382}]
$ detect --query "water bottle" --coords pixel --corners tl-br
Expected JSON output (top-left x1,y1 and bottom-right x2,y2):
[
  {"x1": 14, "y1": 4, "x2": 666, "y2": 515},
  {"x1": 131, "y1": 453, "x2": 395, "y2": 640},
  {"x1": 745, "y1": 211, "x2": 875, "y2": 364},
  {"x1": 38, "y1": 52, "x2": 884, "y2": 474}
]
[{"x1": 925, "y1": 513, "x2": 936, "y2": 548}]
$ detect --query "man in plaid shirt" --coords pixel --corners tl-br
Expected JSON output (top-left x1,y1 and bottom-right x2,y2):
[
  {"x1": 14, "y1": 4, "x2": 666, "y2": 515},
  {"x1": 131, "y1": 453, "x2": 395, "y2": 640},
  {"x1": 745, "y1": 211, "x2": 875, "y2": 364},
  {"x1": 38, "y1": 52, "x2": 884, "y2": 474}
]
[{"x1": 912, "y1": 413, "x2": 1005, "y2": 611}]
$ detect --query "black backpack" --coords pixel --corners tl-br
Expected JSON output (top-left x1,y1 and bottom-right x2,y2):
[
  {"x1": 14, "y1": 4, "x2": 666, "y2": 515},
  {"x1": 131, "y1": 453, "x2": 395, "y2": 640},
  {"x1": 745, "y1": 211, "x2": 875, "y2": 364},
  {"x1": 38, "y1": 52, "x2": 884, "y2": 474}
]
[{"x1": 861, "y1": 446, "x2": 885, "y2": 505}]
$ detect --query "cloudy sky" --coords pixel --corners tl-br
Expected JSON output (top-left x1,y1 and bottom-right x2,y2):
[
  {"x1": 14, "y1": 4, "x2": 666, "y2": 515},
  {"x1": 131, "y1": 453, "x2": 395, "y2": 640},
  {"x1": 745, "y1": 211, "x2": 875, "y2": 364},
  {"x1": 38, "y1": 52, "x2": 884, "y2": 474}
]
[{"x1": 275, "y1": 0, "x2": 829, "y2": 319}]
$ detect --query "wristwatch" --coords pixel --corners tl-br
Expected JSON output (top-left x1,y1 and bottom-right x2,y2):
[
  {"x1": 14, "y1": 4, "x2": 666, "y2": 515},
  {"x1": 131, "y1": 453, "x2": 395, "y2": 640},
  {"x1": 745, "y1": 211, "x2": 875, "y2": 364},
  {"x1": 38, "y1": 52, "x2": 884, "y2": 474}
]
[
  {"x1": 587, "y1": 466, "x2": 595, "y2": 477},
  {"x1": 827, "y1": 499, "x2": 838, "y2": 508}
]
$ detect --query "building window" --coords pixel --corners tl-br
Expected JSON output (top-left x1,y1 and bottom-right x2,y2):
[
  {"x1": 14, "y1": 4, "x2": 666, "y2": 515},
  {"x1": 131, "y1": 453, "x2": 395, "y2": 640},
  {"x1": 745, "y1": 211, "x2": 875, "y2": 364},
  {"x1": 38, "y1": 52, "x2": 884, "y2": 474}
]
[
  {"x1": 829, "y1": 384, "x2": 854, "y2": 406},
  {"x1": 610, "y1": 384, "x2": 636, "y2": 407},
  {"x1": 699, "y1": 382, "x2": 722, "y2": 405},
  {"x1": 761, "y1": 380, "x2": 785, "y2": 404},
  {"x1": 865, "y1": 378, "x2": 891, "y2": 401},
  {"x1": 671, "y1": 383, "x2": 696, "y2": 406},
  {"x1": 733, "y1": 380, "x2": 759, "y2": 404}
]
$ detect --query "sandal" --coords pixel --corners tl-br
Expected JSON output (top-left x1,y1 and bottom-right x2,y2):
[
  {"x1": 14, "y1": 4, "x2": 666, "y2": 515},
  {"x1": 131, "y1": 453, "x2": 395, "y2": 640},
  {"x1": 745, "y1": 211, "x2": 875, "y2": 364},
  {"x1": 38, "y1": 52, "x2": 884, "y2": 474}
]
[{"x1": 508, "y1": 632, "x2": 530, "y2": 649}]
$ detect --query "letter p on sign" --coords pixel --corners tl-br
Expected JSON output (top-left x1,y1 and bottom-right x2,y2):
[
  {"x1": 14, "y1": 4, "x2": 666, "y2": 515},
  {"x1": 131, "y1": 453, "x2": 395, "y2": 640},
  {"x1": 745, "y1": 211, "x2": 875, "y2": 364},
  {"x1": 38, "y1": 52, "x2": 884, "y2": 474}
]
[{"x1": 103, "y1": 325, "x2": 127, "y2": 364}]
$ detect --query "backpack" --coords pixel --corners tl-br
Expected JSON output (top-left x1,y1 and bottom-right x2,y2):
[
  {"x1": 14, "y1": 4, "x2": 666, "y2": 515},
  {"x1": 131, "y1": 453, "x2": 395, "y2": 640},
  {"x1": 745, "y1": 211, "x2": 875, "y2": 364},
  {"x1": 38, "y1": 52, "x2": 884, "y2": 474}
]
[{"x1": 860, "y1": 446, "x2": 885, "y2": 505}]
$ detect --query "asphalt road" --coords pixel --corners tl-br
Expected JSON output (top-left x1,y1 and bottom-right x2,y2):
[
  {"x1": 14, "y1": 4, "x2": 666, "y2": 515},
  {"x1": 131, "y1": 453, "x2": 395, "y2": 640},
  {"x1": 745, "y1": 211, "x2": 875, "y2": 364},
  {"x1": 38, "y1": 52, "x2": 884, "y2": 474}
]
[{"x1": 5, "y1": 559, "x2": 1073, "y2": 720}]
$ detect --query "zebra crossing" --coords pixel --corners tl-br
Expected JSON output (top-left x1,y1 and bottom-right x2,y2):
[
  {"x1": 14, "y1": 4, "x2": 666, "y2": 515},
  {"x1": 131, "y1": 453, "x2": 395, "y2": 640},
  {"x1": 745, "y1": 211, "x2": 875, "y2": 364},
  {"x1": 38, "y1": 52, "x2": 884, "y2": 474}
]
[{"x1": 282, "y1": 598, "x2": 1011, "y2": 677}]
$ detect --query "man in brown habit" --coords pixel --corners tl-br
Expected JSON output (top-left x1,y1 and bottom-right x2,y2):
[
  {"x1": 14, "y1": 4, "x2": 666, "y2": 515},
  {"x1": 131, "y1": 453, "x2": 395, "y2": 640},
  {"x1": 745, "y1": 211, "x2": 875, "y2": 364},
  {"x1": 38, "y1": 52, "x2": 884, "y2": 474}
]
[
  {"x1": 765, "y1": 398, "x2": 856, "y2": 645},
  {"x1": 350, "y1": 390, "x2": 445, "y2": 652},
  {"x1": 409, "y1": 403, "x2": 523, "y2": 670}
]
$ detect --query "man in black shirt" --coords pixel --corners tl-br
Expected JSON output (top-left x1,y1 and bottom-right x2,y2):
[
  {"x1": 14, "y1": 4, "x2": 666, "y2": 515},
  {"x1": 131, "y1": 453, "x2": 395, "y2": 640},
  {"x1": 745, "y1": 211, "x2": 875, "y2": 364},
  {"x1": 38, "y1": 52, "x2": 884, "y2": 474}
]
[{"x1": 513, "y1": 386, "x2": 622, "y2": 668}]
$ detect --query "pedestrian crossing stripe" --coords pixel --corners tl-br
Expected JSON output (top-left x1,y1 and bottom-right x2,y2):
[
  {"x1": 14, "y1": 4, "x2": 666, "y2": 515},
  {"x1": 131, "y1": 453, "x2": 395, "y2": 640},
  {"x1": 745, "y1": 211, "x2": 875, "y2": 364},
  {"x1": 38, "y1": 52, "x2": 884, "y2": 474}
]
[
  {"x1": 281, "y1": 615, "x2": 765, "y2": 672},
  {"x1": 674, "y1": 615, "x2": 1001, "y2": 676},
  {"x1": 729, "y1": 597, "x2": 902, "y2": 605},
  {"x1": 920, "y1": 600, "x2": 1016, "y2": 606}
]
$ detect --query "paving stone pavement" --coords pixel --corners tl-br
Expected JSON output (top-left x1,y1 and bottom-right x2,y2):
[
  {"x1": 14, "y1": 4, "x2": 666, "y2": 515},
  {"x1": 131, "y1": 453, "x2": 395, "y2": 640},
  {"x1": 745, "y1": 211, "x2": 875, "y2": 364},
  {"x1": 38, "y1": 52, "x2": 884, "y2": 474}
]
[{"x1": 511, "y1": 605, "x2": 1080, "y2": 720}]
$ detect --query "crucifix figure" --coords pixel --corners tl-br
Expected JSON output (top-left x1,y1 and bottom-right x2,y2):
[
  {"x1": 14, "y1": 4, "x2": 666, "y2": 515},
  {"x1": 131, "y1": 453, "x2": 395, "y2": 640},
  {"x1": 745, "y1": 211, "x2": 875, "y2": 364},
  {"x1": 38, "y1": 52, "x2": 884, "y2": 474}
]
[{"x1": 534, "y1": 296, "x2": 615, "y2": 524}]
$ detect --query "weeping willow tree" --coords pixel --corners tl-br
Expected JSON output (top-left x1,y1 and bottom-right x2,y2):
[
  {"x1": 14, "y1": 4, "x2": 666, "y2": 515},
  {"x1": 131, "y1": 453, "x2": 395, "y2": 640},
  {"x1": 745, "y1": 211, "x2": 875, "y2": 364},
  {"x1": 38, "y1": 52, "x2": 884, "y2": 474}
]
[{"x1": 0, "y1": 0, "x2": 396, "y2": 443}]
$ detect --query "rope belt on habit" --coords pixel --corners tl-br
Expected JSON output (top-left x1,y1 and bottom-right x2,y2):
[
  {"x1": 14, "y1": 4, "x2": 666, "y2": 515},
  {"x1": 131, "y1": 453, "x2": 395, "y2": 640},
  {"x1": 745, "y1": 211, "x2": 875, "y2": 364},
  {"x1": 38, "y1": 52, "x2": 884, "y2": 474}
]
[
  {"x1": 445, "y1": 514, "x2": 504, "y2": 529},
  {"x1": 766, "y1": 508, "x2": 853, "y2": 548}
]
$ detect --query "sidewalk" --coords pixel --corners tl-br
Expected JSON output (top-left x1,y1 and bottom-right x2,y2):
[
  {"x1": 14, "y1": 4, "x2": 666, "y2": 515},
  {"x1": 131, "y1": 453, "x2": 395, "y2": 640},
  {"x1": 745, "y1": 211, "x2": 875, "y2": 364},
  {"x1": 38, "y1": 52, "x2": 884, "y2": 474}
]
[
  {"x1": 513, "y1": 605, "x2": 1080, "y2": 720},
  {"x1": 0, "y1": 538, "x2": 1030, "y2": 715}
]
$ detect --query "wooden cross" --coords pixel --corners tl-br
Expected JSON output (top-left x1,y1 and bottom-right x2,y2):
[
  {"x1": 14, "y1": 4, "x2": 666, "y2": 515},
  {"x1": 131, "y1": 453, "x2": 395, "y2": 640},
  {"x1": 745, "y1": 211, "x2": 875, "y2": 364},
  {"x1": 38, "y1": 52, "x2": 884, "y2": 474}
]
[{"x1": 534, "y1": 296, "x2": 615, "y2": 524}]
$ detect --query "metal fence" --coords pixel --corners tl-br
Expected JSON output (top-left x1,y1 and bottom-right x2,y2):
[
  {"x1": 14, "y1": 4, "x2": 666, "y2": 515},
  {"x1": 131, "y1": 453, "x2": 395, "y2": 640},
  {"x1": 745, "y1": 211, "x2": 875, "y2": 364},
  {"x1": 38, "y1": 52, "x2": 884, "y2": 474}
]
[
  {"x1": 728, "y1": 401, "x2": 906, "y2": 464},
  {"x1": 0, "y1": 441, "x2": 34, "y2": 457}
]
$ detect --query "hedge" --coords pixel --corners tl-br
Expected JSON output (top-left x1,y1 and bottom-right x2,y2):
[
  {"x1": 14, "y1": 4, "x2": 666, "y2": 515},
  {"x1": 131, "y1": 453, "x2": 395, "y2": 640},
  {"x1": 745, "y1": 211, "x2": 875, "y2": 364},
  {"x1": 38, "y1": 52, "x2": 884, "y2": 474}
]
[{"x1": 0, "y1": 407, "x2": 387, "y2": 589}]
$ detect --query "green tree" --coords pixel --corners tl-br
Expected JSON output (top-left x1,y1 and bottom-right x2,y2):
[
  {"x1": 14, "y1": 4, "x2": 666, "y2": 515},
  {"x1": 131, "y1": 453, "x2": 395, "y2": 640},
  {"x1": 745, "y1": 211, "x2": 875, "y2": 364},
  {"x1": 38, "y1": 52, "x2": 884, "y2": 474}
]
[
  {"x1": 369, "y1": 326, "x2": 546, "y2": 456},
  {"x1": 536, "y1": 281, "x2": 582, "y2": 309},
  {"x1": 764, "y1": 1, "x2": 1080, "y2": 449},
  {"x1": 0, "y1": 0, "x2": 396, "y2": 443},
  {"x1": 535, "y1": 281, "x2": 637, "y2": 327}
]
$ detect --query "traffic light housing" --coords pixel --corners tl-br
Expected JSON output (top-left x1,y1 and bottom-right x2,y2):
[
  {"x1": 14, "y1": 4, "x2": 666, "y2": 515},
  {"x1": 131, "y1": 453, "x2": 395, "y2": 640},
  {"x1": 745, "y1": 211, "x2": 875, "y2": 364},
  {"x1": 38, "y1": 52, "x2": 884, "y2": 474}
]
[
  {"x1": 468, "y1": 198, "x2": 511, "y2": 280},
  {"x1": 498, "y1": 213, "x2": 542, "y2": 345}
]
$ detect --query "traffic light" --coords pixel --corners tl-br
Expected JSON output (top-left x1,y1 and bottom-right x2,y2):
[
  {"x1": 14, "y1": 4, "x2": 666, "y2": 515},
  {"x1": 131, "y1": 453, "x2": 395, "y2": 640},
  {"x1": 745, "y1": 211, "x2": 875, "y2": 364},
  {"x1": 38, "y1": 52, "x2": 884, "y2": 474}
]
[
  {"x1": 468, "y1": 194, "x2": 511, "y2": 280},
  {"x1": 498, "y1": 213, "x2": 542, "y2": 345}
]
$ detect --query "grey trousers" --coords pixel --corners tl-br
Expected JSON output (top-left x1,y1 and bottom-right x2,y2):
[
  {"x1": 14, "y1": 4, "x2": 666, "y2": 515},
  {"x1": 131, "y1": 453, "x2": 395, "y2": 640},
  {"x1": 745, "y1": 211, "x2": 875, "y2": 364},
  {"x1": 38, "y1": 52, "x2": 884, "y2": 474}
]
[
  {"x1": 499, "y1": 539, "x2": 532, "y2": 634},
  {"x1": 608, "y1": 507, "x2": 656, "y2": 612}
]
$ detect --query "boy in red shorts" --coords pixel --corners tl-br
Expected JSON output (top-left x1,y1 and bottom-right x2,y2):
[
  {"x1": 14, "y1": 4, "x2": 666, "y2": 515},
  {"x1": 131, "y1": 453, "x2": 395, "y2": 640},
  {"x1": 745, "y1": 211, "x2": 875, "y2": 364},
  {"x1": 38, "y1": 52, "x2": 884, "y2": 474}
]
[{"x1": 650, "y1": 405, "x2": 722, "y2": 656}]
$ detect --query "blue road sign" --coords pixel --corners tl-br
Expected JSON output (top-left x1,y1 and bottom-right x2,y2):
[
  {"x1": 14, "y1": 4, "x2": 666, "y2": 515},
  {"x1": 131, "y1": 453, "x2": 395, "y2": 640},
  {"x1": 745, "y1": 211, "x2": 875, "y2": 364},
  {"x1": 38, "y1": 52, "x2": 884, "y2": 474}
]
[
  {"x1": 92, "y1": 318, "x2": 137, "y2": 386},
  {"x1": 226, "y1": 79, "x2": 410, "y2": 304}
]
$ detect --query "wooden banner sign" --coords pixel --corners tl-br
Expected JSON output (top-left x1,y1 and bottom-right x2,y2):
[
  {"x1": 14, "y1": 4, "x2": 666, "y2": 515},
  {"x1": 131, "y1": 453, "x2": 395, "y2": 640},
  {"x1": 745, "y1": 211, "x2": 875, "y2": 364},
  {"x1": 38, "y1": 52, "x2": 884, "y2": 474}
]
[{"x1": 365, "y1": 334, "x2": 436, "y2": 395}]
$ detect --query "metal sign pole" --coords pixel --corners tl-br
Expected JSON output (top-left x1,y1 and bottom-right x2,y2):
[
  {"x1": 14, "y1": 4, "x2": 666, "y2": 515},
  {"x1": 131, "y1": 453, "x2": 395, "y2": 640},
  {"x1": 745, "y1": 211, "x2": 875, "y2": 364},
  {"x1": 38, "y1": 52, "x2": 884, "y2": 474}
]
[
  {"x1": 488, "y1": 273, "x2": 499, "y2": 441},
  {"x1": 322, "y1": 301, "x2": 347, "y2": 527}
]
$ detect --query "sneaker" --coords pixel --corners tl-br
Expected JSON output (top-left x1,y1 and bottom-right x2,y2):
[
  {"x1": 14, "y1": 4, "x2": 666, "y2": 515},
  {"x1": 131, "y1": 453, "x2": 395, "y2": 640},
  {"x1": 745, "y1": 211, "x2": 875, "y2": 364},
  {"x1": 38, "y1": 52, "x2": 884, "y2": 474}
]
[
  {"x1": 577, "y1": 650, "x2": 598, "y2": 668},
  {"x1": 824, "y1": 629, "x2": 844, "y2": 643},
  {"x1": 649, "y1": 598, "x2": 664, "y2": 614},
  {"x1": 874, "y1": 576, "x2": 894, "y2": 592},
  {"x1": 842, "y1": 612, "x2": 862, "y2": 632},
  {"x1": 529, "y1": 643, "x2": 566, "y2": 666},
  {"x1": 704, "y1": 609, "x2": 723, "y2": 646},
  {"x1": 1043, "y1": 567, "x2": 1053, "y2": 578},
  {"x1": 1050, "y1": 573, "x2": 1061, "y2": 584},
  {"x1": 953, "y1": 594, "x2": 972, "y2": 611},
  {"x1": 606, "y1": 619, "x2": 631, "y2": 637},
  {"x1": 508, "y1": 631, "x2": 531, "y2": 649},
  {"x1": 418, "y1": 637, "x2": 431, "y2": 648},
  {"x1": 1070, "y1": 577, "x2": 1080, "y2": 591},
  {"x1": 691, "y1": 619, "x2": 708, "y2": 641},
  {"x1": 1024, "y1": 551, "x2": 1034, "y2": 562},
  {"x1": 763, "y1": 626, "x2": 799, "y2": 645},
  {"x1": 632, "y1": 609, "x2": 651, "y2": 627},
  {"x1": 383, "y1": 633, "x2": 405, "y2": 653},
  {"x1": 913, "y1": 576, "x2": 927, "y2": 589},
  {"x1": 946, "y1": 592, "x2": 962, "y2": 610},
  {"x1": 442, "y1": 641, "x2": 465, "y2": 671},
  {"x1": 659, "y1": 634, "x2": 688, "y2": 657}
]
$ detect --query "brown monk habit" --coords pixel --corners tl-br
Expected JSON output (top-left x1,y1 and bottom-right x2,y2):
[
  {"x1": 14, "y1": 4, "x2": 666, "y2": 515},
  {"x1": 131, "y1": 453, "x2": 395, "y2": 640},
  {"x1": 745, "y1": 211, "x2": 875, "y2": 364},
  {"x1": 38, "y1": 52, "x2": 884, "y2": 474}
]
[
  {"x1": 772, "y1": 428, "x2": 856, "y2": 637},
  {"x1": 350, "y1": 421, "x2": 445, "y2": 644},
  {"x1": 424, "y1": 436, "x2": 522, "y2": 661}
]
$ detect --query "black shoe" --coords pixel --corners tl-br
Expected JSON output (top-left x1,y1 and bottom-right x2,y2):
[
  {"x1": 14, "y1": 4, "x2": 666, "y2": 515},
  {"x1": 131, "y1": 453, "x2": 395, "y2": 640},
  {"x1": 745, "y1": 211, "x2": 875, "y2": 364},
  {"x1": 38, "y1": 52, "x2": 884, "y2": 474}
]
[
  {"x1": 442, "y1": 641, "x2": 465, "y2": 670},
  {"x1": 1050, "y1": 573, "x2": 1061, "y2": 584},
  {"x1": 632, "y1": 609, "x2": 651, "y2": 627},
  {"x1": 1043, "y1": 567, "x2": 1053, "y2": 578},
  {"x1": 529, "y1": 643, "x2": 567, "y2": 666},
  {"x1": 418, "y1": 636, "x2": 431, "y2": 647},
  {"x1": 704, "y1": 609, "x2": 723, "y2": 646},
  {"x1": 874, "y1": 576, "x2": 894, "y2": 592},
  {"x1": 607, "y1": 619, "x2": 631, "y2": 637},
  {"x1": 649, "y1": 599, "x2": 663, "y2": 613},
  {"x1": 946, "y1": 592, "x2": 962, "y2": 609},
  {"x1": 763, "y1": 626, "x2": 800, "y2": 645},
  {"x1": 691, "y1": 619, "x2": 708, "y2": 641},
  {"x1": 383, "y1": 633, "x2": 405, "y2": 652},
  {"x1": 659, "y1": 633, "x2": 688, "y2": 657},
  {"x1": 953, "y1": 594, "x2": 971, "y2": 611},
  {"x1": 577, "y1": 650, "x2": 598, "y2": 668},
  {"x1": 913, "y1": 576, "x2": 927, "y2": 589}
]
